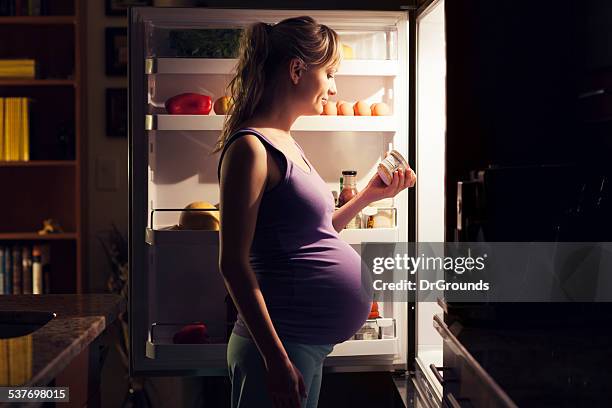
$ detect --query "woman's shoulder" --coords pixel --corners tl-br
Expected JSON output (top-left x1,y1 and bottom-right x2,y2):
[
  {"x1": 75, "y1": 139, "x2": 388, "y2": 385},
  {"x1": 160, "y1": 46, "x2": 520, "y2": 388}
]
[{"x1": 223, "y1": 132, "x2": 268, "y2": 162}]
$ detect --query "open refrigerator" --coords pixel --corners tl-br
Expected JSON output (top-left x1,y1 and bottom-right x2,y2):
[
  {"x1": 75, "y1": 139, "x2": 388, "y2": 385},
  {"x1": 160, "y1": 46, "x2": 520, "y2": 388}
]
[{"x1": 129, "y1": 4, "x2": 448, "y2": 383}]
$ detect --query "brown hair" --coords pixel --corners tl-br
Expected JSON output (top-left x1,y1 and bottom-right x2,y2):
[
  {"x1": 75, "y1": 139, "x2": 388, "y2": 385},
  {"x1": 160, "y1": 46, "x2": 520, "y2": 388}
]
[{"x1": 213, "y1": 16, "x2": 341, "y2": 153}]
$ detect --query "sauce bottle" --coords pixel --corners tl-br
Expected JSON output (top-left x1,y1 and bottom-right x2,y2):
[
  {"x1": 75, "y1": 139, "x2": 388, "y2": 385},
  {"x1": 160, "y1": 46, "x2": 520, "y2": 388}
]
[
  {"x1": 338, "y1": 170, "x2": 361, "y2": 229},
  {"x1": 338, "y1": 170, "x2": 357, "y2": 207}
]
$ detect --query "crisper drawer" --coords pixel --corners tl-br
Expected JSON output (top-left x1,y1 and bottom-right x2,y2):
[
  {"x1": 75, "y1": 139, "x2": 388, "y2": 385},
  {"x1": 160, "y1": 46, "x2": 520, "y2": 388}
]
[{"x1": 431, "y1": 314, "x2": 518, "y2": 408}]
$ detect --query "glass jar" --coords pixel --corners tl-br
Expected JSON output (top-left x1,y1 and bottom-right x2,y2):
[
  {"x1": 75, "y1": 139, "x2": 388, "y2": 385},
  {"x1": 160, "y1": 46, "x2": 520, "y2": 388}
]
[
  {"x1": 338, "y1": 170, "x2": 357, "y2": 207},
  {"x1": 377, "y1": 150, "x2": 409, "y2": 185},
  {"x1": 353, "y1": 320, "x2": 380, "y2": 340},
  {"x1": 338, "y1": 170, "x2": 361, "y2": 229}
]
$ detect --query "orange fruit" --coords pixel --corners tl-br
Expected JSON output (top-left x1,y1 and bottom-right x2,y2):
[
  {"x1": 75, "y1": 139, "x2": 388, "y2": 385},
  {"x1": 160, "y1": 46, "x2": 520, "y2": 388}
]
[
  {"x1": 371, "y1": 102, "x2": 391, "y2": 116},
  {"x1": 354, "y1": 101, "x2": 371, "y2": 116},
  {"x1": 338, "y1": 101, "x2": 354, "y2": 116},
  {"x1": 213, "y1": 96, "x2": 233, "y2": 115},
  {"x1": 323, "y1": 100, "x2": 337, "y2": 115}
]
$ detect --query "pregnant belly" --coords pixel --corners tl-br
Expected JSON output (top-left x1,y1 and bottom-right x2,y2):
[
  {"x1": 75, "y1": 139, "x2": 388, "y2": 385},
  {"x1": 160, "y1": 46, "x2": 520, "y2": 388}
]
[{"x1": 288, "y1": 239, "x2": 373, "y2": 343}]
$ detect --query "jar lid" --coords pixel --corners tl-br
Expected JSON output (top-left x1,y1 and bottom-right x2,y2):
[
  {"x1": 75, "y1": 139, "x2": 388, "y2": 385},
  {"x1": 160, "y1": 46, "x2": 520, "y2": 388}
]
[
  {"x1": 342, "y1": 170, "x2": 357, "y2": 175},
  {"x1": 362, "y1": 206, "x2": 378, "y2": 216},
  {"x1": 389, "y1": 150, "x2": 409, "y2": 169}
]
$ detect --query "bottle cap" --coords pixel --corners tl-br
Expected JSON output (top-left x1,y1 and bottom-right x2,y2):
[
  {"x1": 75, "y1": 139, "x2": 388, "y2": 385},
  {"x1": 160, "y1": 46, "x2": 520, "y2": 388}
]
[
  {"x1": 362, "y1": 206, "x2": 378, "y2": 216},
  {"x1": 342, "y1": 170, "x2": 357, "y2": 176}
]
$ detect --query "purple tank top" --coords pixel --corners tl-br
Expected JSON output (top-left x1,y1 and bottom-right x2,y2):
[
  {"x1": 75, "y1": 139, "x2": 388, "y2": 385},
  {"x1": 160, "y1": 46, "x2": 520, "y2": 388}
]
[{"x1": 217, "y1": 128, "x2": 373, "y2": 345}]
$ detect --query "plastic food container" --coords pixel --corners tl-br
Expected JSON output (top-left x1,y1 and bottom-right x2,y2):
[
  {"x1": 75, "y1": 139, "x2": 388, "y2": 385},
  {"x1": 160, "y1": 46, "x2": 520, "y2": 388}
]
[
  {"x1": 353, "y1": 320, "x2": 380, "y2": 340},
  {"x1": 377, "y1": 150, "x2": 409, "y2": 185}
]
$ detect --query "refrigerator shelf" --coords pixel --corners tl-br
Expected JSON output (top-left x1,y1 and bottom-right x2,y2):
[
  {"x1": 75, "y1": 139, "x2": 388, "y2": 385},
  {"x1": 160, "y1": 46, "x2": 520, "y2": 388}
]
[
  {"x1": 146, "y1": 58, "x2": 399, "y2": 77},
  {"x1": 339, "y1": 227, "x2": 399, "y2": 244},
  {"x1": 146, "y1": 323, "x2": 228, "y2": 362},
  {"x1": 329, "y1": 337, "x2": 399, "y2": 357},
  {"x1": 145, "y1": 227, "x2": 399, "y2": 246},
  {"x1": 145, "y1": 337, "x2": 400, "y2": 361},
  {"x1": 145, "y1": 114, "x2": 397, "y2": 132},
  {"x1": 146, "y1": 323, "x2": 399, "y2": 360}
]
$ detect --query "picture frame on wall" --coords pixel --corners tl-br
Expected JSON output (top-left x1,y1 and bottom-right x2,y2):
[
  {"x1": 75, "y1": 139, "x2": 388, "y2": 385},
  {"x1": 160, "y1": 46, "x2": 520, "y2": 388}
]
[
  {"x1": 106, "y1": 88, "x2": 128, "y2": 138},
  {"x1": 105, "y1": 27, "x2": 128, "y2": 76},
  {"x1": 105, "y1": 0, "x2": 152, "y2": 16}
]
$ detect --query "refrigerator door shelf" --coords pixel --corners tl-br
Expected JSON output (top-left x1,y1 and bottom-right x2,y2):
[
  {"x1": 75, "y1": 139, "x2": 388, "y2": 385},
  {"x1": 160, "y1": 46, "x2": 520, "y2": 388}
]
[
  {"x1": 145, "y1": 114, "x2": 397, "y2": 132},
  {"x1": 432, "y1": 314, "x2": 518, "y2": 408},
  {"x1": 146, "y1": 227, "x2": 399, "y2": 246},
  {"x1": 146, "y1": 57, "x2": 399, "y2": 77}
]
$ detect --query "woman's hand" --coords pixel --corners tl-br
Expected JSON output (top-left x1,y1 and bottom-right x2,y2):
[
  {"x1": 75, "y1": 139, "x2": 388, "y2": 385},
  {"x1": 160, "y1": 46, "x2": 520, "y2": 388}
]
[
  {"x1": 266, "y1": 356, "x2": 307, "y2": 408},
  {"x1": 362, "y1": 166, "x2": 416, "y2": 203}
]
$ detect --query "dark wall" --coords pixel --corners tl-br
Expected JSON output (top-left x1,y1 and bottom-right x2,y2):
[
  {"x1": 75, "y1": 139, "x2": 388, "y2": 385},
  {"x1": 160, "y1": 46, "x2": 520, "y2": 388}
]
[
  {"x1": 445, "y1": 0, "x2": 612, "y2": 240},
  {"x1": 197, "y1": 0, "x2": 416, "y2": 10}
]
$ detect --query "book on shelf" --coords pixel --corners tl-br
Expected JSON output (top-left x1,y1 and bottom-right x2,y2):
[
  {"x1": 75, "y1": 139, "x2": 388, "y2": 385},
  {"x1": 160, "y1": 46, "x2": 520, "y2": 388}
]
[
  {"x1": 0, "y1": 243, "x2": 48, "y2": 294},
  {"x1": 0, "y1": 59, "x2": 36, "y2": 79},
  {"x1": 0, "y1": 97, "x2": 30, "y2": 161},
  {"x1": 0, "y1": 0, "x2": 45, "y2": 16},
  {"x1": 11, "y1": 245, "x2": 21, "y2": 295}
]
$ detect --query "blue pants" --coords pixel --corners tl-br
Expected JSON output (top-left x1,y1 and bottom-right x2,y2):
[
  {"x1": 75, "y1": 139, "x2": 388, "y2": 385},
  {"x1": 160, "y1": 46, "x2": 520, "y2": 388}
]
[{"x1": 227, "y1": 332, "x2": 335, "y2": 408}]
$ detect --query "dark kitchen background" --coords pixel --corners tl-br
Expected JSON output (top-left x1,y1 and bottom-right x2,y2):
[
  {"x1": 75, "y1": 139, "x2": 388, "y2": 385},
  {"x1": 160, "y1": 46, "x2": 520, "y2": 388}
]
[{"x1": 1, "y1": 0, "x2": 611, "y2": 406}]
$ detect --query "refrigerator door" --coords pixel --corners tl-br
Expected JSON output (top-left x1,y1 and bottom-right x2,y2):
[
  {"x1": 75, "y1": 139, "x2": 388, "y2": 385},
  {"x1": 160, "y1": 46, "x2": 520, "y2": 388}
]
[
  {"x1": 413, "y1": 0, "x2": 446, "y2": 404},
  {"x1": 130, "y1": 7, "x2": 410, "y2": 376}
]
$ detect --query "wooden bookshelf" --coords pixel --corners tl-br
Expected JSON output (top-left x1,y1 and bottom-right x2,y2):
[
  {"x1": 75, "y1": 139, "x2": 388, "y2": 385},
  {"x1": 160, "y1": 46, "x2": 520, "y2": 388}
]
[
  {"x1": 0, "y1": 16, "x2": 75, "y2": 25},
  {"x1": 0, "y1": 233, "x2": 77, "y2": 241},
  {"x1": 0, "y1": 160, "x2": 76, "y2": 167},
  {"x1": 0, "y1": 0, "x2": 85, "y2": 294},
  {"x1": 0, "y1": 79, "x2": 76, "y2": 86}
]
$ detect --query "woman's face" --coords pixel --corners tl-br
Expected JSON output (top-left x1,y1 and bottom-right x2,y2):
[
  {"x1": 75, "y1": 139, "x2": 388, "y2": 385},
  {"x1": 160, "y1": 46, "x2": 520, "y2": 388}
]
[{"x1": 294, "y1": 61, "x2": 338, "y2": 116}]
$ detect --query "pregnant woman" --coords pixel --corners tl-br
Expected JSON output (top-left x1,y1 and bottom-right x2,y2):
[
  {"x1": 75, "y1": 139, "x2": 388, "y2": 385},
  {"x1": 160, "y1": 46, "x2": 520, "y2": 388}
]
[{"x1": 215, "y1": 16, "x2": 416, "y2": 408}]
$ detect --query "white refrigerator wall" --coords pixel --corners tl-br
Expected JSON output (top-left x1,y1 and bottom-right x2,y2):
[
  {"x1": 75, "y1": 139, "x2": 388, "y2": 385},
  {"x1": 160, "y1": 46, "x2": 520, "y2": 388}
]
[{"x1": 415, "y1": 0, "x2": 446, "y2": 397}]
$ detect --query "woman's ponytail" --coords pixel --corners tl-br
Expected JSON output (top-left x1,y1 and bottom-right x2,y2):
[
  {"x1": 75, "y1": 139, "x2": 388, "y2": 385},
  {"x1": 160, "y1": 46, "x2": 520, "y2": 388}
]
[{"x1": 213, "y1": 23, "x2": 271, "y2": 153}]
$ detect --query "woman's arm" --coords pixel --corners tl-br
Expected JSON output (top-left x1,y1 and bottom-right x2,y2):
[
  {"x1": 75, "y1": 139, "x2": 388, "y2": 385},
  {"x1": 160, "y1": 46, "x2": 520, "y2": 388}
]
[
  {"x1": 218, "y1": 135, "x2": 289, "y2": 367},
  {"x1": 331, "y1": 168, "x2": 416, "y2": 233},
  {"x1": 331, "y1": 189, "x2": 373, "y2": 232}
]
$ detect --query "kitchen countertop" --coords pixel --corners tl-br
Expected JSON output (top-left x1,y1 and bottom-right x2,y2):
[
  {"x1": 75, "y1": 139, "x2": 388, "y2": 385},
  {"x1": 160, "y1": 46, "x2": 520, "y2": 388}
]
[{"x1": 0, "y1": 294, "x2": 125, "y2": 388}]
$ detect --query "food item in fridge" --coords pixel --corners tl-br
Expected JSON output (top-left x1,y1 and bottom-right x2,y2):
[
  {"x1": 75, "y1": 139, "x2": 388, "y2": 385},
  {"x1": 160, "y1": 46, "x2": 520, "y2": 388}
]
[
  {"x1": 337, "y1": 101, "x2": 354, "y2": 116},
  {"x1": 168, "y1": 29, "x2": 242, "y2": 58},
  {"x1": 178, "y1": 201, "x2": 220, "y2": 230},
  {"x1": 371, "y1": 198, "x2": 396, "y2": 228},
  {"x1": 361, "y1": 206, "x2": 377, "y2": 229},
  {"x1": 213, "y1": 96, "x2": 233, "y2": 115},
  {"x1": 341, "y1": 43, "x2": 354, "y2": 59},
  {"x1": 338, "y1": 170, "x2": 358, "y2": 208},
  {"x1": 371, "y1": 102, "x2": 391, "y2": 116},
  {"x1": 322, "y1": 100, "x2": 337, "y2": 115},
  {"x1": 172, "y1": 322, "x2": 210, "y2": 344},
  {"x1": 338, "y1": 170, "x2": 361, "y2": 229},
  {"x1": 353, "y1": 321, "x2": 379, "y2": 340},
  {"x1": 353, "y1": 101, "x2": 371, "y2": 116},
  {"x1": 377, "y1": 150, "x2": 409, "y2": 186},
  {"x1": 368, "y1": 301, "x2": 380, "y2": 319},
  {"x1": 165, "y1": 93, "x2": 212, "y2": 115}
]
